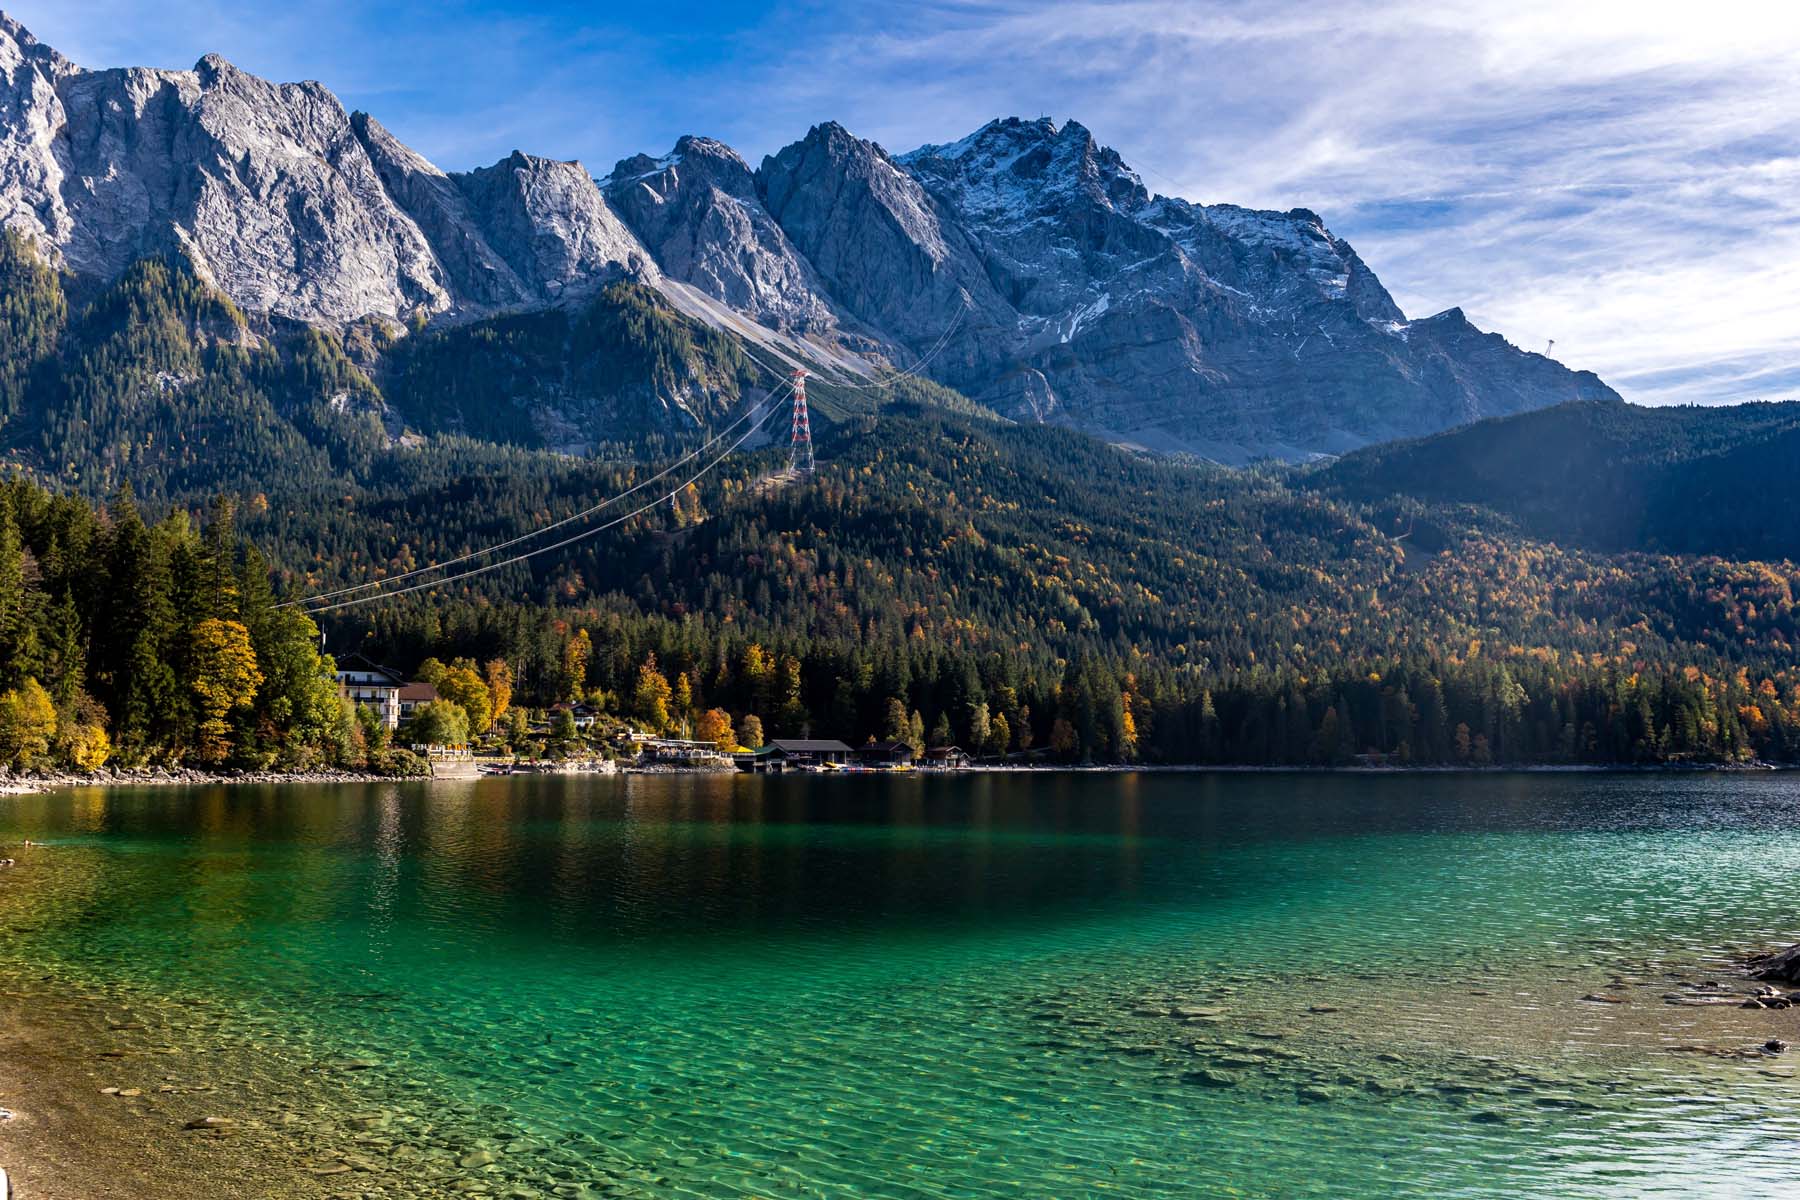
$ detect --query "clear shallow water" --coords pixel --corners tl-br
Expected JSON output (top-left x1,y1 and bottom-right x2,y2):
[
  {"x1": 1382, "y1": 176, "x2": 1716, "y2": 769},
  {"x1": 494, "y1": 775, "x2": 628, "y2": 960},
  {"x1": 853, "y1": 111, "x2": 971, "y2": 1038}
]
[{"x1": 4, "y1": 772, "x2": 1800, "y2": 1197}]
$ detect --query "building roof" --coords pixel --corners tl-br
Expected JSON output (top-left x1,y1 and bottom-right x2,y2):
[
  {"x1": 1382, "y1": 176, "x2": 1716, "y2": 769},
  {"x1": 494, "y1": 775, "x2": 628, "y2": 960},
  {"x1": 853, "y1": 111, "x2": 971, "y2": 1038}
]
[
  {"x1": 770, "y1": 739, "x2": 855, "y2": 753},
  {"x1": 334, "y1": 652, "x2": 405, "y2": 686},
  {"x1": 925, "y1": 745, "x2": 968, "y2": 757},
  {"x1": 860, "y1": 741, "x2": 915, "y2": 755},
  {"x1": 398, "y1": 682, "x2": 438, "y2": 702}
]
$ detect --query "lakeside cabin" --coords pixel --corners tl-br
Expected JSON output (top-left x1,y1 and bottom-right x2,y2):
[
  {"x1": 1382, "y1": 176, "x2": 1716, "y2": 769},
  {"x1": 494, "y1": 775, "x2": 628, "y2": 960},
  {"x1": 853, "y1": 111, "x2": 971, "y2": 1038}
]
[
  {"x1": 923, "y1": 746, "x2": 972, "y2": 770},
  {"x1": 769, "y1": 738, "x2": 854, "y2": 766},
  {"x1": 857, "y1": 741, "x2": 915, "y2": 768},
  {"x1": 735, "y1": 739, "x2": 856, "y2": 772}
]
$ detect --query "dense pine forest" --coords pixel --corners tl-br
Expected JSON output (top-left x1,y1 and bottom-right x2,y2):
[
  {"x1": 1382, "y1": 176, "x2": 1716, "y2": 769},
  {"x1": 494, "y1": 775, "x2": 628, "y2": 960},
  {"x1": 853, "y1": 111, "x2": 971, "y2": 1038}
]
[
  {"x1": 5, "y1": 230, "x2": 1800, "y2": 772},
  {"x1": 1324, "y1": 399, "x2": 1800, "y2": 560}
]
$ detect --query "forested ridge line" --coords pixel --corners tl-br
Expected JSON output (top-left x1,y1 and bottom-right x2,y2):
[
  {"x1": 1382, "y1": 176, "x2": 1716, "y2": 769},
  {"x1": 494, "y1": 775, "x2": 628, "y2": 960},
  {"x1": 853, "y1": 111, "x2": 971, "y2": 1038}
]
[{"x1": 4, "y1": 465, "x2": 1800, "y2": 774}]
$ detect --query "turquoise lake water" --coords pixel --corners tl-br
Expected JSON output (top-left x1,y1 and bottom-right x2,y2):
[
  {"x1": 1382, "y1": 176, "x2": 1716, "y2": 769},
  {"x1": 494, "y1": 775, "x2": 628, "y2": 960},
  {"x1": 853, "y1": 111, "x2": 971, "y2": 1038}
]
[{"x1": 3, "y1": 771, "x2": 1798, "y2": 1197}]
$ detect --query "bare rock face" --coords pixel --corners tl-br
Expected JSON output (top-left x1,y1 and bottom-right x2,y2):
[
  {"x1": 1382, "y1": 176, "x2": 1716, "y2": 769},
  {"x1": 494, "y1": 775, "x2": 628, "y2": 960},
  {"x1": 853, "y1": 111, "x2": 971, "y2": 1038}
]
[
  {"x1": 0, "y1": 17, "x2": 651, "y2": 327},
  {"x1": 888, "y1": 116, "x2": 1616, "y2": 460},
  {"x1": 47, "y1": 48, "x2": 451, "y2": 324},
  {"x1": 756, "y1": 122, "x2": 1013, "y2": 375},
  {"x1": 349, "y1": 110, "x2": 531, "y2": 312},
  {"x1": 452, "y1": 150, "x2": 656, "y2": 306},
  {"x1": 604, "y1": 136, "x2": 835, "y2": 333},
  {"x1": 0, "y1": 12, "x2": 77, "y2": 252}
]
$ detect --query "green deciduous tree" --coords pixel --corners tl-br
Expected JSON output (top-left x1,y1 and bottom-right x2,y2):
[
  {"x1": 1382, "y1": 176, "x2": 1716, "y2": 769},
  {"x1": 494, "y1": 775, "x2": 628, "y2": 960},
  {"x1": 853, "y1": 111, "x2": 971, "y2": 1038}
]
[
  {"x1": 736, "y1": 713, "x2": 764, "y2": 750},
  {"x1": 403, "y1": 700, "x2": 469, "y2": 748}
]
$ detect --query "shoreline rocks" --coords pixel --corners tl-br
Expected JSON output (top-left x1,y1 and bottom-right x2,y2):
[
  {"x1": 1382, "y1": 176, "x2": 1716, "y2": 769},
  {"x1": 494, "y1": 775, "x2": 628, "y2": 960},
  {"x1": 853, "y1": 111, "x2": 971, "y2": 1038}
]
[
  {"x1": 0, "y1": 766, "x2": 403, "y2": 796},
  {"x1": 1746, "y1": 942, "x2": 1800, "y2": 985}
]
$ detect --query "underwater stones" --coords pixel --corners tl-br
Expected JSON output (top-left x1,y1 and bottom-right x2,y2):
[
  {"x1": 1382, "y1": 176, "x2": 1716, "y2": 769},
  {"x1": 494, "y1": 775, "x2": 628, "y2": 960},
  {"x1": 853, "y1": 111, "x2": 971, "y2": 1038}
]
[
  {"x1": 1434, "y1": 1082, "x2": 1483, "y2": 1096},
  {"x1": 1305, "y1": 1005, "x2": 1340, "y2": 1015},
  {"x1": 184, "y1": 1115, "x2": 237, "y2": 1133},
  {"x1": 1664, "y1": 992, "x2": 1745, "y2": 1006},
  {"x1": 1171, "y1": 1006, "x2": 1227, "y2": 1020},
  {"x1": 1531, "y1": 1094, "x2": 1600, "y2": 1112},
  {"x1": 1295, "y1": 1084, "x2": 1336, "y2": 1104},
  {"x1": 461, "y1": 1149, "x2": 500, "y2": 1168},
  {"x1": 1763, "y1": 1039, "x2": 1789, "y2": 1054},
  {"x1": 1180, "y1": 1069, "x2": 1240, "y2": 1089},
  {"x1": 1746, "y1": 941, "x2": 1800, "y2": 984},
  {"x1": 1580, "y1": 993, "x2": 1626, "y2": 1004},
  {"x1": 1468, "y1": 1110, "x2": 1506, "y2": 1124}
]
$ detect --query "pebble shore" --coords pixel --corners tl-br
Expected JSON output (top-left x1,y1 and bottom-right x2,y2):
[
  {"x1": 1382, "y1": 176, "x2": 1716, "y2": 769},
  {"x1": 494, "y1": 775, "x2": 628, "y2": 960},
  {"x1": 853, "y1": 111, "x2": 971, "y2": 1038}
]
[{"x1": 0, "y1": 766, "x2": 402, "y2": 796}]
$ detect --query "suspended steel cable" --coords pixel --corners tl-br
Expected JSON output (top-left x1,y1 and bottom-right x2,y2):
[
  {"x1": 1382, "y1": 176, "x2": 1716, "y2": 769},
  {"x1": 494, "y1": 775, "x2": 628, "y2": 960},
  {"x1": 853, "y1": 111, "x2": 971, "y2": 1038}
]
[
  {"x1": 296, "y1": 391, "x2": 791, "y2": 616},
  {"x1": 279, "y1": 381, "x2": 794, "y2": 610},
  {"x1": 285, "y1": 299, "x2": 969, "y2": 614},
  {"x1": 817, "y1": 298, "x2": 971, "y2": 393}
]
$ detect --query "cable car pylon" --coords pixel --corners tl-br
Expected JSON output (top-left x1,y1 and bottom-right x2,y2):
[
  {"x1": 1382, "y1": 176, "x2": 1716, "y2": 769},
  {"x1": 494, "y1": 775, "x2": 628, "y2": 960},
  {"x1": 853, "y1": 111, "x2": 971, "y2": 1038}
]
[{"x1": 788, "y1": 368, "x2": 815, "y2": 474}]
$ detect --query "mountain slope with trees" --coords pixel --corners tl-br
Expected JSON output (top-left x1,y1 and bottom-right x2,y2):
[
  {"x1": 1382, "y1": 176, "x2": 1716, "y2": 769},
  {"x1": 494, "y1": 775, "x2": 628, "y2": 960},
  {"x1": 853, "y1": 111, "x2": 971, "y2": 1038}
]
[{"x1": 1320, "y1": 399, "x2": 1800, "y2": 560}]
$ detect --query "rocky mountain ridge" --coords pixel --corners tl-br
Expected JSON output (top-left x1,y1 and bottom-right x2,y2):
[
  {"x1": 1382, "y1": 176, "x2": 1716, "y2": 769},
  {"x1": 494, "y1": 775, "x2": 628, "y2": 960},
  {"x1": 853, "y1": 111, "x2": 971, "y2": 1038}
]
[{"x1": 0, "y1": 14, "x2": 1617, "y2": 461}]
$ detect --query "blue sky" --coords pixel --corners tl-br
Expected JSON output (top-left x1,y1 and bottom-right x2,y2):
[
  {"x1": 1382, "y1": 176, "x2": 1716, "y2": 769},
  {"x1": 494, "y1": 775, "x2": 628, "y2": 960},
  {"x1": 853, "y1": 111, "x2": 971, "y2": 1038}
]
[{"x1": 10, "y1": 0, "x2": 1799, "y2": 406}]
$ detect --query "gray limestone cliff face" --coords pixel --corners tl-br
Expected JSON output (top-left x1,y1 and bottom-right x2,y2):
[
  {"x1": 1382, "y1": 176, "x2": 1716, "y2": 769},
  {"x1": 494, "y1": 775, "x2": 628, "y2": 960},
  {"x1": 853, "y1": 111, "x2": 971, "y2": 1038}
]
[
  {"x1": 0, "y1": 17, "x2": 652, "y2": 326},
  {"x1": 451, "y1": 150, "x2": 656, "y2": 306},
  {"x1": 349, "y1": 110, "x2": 531, "y2": 312},
  {"x1": 0, "y1": 12, "x2": 77, "y2": 253},
  {"x1": 888, "y1": 116, "x2": 1615, "y2": 459},
  {"x1": 756, "y1": 122, "x2": 1013, "y2": 376},
  {"x1": 604, "y1": 136, "x2": 836, "y2": 333},
  {"x1": 9, "y1": 35, "x2": 453, "y2": 324}
]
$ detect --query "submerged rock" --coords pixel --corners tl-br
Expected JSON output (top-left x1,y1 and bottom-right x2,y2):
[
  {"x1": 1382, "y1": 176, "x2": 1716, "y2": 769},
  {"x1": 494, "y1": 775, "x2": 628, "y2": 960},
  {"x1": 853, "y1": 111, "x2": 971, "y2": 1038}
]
[
  {"x1": 184, "y1": 1115, "x2": 236, "y2": 1133},
  {"x1": 1746, "y1": 943, "x2": 1800, "y2": 984},
  {"x1": 1180, "y1": 1069, "x2": 1239, "y2": 1089}
]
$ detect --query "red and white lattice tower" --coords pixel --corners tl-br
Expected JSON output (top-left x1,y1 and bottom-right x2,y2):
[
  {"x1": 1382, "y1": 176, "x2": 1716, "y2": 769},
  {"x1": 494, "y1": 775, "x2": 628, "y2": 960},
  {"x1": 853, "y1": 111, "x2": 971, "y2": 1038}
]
[{"x1": 788, "y1": 368, "x2": 815, "y2": 474}]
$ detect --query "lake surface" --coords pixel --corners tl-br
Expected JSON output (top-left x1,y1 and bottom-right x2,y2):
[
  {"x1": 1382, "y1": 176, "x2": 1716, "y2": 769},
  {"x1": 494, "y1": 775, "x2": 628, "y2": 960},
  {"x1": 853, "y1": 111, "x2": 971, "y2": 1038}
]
[{"x1": 3, "y1": 771, "x2": 1798, "y2": 1197}]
